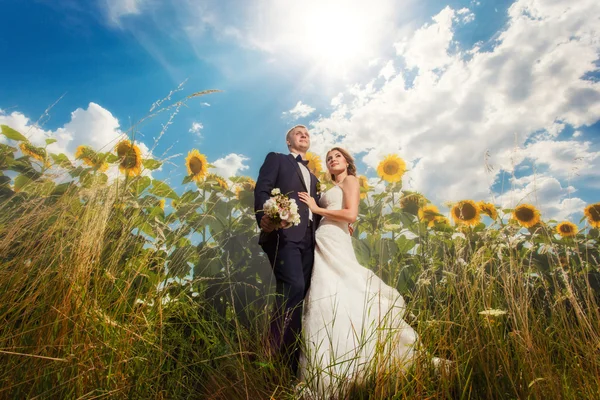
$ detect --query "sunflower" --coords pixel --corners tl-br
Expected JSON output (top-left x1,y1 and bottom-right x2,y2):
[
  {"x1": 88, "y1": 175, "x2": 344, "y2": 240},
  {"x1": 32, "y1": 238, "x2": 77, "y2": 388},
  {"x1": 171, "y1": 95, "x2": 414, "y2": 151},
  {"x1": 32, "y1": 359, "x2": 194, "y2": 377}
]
[
  {"x1": 400, "y1": 191, "x2": 429, "y2": 215},
  {"x1": 207, "y1": 173, "x2": 229, "y2": 190},
  {"x1": 512, "y1": 204, "x2": 541, "y2": 228},
  {"x1": 418, "y1": 204, "x2": 442, "y2": 227},
  {"x1": 477, "y1": 201, "x2": 498, "y2": 220},
  {"x1": 377, "y1": 154, "x2": 406, "y2": 183},
  {"x1": 75, "y1": 145, "x2": 108, "y2": 172},
  {"x1": 556, "y1": 221, "x2": 577, "y2": 238},
  {"x1": 584, "y1": 203, "x2": 600, "y2": 228},
  {"x1": 434, "y1": 216, "x2": 451, "y2": 226},
  {"x1": 451, "y1": 200, "x2": 481, "y2": 226},
  {"x1": 358, "y1": 175, "x2": 370, "y2": 199},
  {"x1": 19, "y1": 142, "x2": 47, "y2": 164},
  {"x1": 235, "y1": 177, "x2": 256, "y2": 199},
  {"x1": 115, "y1": 140, "x2": 142, "y2": 177},
  {"x1": 305, "y1": 152, "x2": 323, "y2": 176},
  {"x1": 185, "y1": 149, "x2": 208, "y2": 182},
  {"x1": 158, "y1": 199, "x2": 166, "y2": 211}
]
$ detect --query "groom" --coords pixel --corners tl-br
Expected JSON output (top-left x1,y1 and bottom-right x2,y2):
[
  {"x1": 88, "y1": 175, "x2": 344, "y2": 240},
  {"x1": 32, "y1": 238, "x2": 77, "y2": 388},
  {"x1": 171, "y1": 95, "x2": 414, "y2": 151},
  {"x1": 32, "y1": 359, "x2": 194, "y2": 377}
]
[{"x1": 254, "y1": 125, "x2": 320, "y2": 376}]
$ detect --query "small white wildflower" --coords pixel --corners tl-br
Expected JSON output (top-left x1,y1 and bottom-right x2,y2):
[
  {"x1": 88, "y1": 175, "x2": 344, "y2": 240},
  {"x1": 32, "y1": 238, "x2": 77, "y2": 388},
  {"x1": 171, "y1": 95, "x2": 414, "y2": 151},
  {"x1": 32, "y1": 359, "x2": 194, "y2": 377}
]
[
  {"x1": 271, "y1": 188, "x2": 281, "y2": 195},
  {"x1": 320, "y1": 184, "x2": 326, "y2": 192},
  {"x1": 478, "y1": 309, "x2": 507, "y2": 317}
]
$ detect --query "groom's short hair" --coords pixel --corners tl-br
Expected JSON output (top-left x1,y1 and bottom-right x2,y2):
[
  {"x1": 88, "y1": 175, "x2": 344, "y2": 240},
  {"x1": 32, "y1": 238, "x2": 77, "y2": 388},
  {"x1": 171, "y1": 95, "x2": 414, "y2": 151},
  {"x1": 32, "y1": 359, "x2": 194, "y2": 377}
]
[{"x1": 286, "y1": 125, "x2": 308, "y2": 145}]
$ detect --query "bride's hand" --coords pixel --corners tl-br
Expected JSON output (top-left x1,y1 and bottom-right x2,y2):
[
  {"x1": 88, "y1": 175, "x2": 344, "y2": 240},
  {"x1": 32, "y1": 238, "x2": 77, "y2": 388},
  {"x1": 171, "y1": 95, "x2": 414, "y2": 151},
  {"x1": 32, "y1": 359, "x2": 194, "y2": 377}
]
[{"x1": 298, "y1": 192, "x2": 319, "y2": 213}]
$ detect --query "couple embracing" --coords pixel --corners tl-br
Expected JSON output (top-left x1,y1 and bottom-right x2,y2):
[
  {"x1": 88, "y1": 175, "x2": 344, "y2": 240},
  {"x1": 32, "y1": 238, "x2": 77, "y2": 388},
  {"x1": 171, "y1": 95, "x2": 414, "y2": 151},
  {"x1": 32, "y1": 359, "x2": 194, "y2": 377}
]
[{"x1": 254, "y1": 125, "x2": 425, "y2": 397}]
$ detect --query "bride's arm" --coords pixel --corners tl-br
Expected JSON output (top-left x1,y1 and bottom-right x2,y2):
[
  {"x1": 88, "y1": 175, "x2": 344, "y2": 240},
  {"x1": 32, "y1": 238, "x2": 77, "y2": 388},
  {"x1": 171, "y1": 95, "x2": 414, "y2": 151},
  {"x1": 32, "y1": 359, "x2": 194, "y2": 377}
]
[{"x1": 298, "y1": 176, "x2": 359, "y2": 224}]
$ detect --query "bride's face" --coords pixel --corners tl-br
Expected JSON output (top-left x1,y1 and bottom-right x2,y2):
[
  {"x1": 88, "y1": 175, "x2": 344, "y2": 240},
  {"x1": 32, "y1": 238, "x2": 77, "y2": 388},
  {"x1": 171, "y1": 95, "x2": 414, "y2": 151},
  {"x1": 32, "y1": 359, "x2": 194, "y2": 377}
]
[{"x1": 326, "y1": 150, "x2": 348, "y2": 174}]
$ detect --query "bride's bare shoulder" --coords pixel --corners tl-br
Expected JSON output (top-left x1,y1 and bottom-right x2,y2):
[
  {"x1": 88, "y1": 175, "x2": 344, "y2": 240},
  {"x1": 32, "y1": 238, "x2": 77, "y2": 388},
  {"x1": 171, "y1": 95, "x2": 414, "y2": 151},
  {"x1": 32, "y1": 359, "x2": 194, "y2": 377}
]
[{"x1": 342, "y1": 175, "x2": 359, "y2": 187}]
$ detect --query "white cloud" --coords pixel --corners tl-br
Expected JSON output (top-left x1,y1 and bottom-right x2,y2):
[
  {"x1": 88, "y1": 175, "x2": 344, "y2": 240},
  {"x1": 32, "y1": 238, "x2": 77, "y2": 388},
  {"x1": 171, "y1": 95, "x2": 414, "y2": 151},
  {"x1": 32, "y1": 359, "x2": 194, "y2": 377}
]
[
  {"x1": 395, "y1": 6, "x2": 457, "y2": 71},
  {"x1": 189, "y1": 122, "x2": 203, "y2": 136},
  {"x1": 307, "y1": 0, "x2": 600, "y2": 220},
  {"x1": 103, "y1": 0, "x2": 144, "y2": 25},
  {"x1": 211, "y1": 153, "x2": 249, "y2": 179},
  {"x1": 496, "y1": 174, "x2": 586, "y2": 220},
  {"x1": 283, "y1": 101, "x2": 316, "y2": 120},
  {"x1": 0, "y1": 103, "x2": 154, "y2": 180},
  {"x1": 379, "y1": 60, "x2": 396, "y2": 81}
]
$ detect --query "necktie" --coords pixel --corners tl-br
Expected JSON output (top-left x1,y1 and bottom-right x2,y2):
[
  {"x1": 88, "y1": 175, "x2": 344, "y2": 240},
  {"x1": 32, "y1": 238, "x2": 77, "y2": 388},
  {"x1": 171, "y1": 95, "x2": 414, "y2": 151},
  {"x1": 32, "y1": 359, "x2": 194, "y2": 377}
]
[{"x1": 295, "y1": 154, "x2": 309, "y2": 166}]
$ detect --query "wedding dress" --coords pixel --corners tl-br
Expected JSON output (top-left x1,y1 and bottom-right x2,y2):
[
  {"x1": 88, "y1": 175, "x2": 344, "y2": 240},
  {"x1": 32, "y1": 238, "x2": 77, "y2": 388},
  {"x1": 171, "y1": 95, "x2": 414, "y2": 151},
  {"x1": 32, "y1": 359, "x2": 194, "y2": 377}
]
[{"x1": 299, "y1": 184, "x2": 419, "y2": 398}]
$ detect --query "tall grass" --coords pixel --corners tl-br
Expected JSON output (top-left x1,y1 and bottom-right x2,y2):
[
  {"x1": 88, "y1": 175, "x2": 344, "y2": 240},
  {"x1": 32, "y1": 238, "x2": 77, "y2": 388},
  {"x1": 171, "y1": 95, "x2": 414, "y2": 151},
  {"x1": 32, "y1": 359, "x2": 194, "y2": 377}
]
[{"x1": 1, "y1": 118, "x2": 599, "y2": 398}]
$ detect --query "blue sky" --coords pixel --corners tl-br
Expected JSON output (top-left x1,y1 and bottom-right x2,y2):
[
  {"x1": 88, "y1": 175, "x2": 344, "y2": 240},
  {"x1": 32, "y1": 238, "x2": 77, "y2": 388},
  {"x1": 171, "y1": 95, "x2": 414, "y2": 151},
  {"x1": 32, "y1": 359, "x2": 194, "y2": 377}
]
[{"x1": 1, "y1": 0, "x2": 599, "y2": 221}]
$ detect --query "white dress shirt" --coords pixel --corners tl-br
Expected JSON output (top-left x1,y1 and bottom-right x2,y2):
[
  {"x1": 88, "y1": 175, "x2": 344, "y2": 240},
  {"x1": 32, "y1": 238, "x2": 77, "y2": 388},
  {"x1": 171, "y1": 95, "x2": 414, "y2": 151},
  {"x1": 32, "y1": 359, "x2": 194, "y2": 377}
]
[{"x1": 291, "y1": 152, "x2": 313, "y2": 222}]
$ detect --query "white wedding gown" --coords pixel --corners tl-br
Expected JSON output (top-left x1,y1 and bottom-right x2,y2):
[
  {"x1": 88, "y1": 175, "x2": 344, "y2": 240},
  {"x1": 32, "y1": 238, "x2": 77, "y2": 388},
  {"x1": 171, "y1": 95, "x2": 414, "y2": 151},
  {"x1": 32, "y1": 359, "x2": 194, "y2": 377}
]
[{"x1": 299, "y1": 185, "x2": 419, "y2": 398}]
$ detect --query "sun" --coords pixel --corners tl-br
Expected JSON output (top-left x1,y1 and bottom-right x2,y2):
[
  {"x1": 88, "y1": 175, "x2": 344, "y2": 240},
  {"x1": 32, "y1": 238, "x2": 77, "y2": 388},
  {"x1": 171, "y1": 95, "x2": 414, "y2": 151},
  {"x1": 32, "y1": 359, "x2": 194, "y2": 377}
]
[{"x1": 292, "y1": 1, "x2": 374, "y2": 71}]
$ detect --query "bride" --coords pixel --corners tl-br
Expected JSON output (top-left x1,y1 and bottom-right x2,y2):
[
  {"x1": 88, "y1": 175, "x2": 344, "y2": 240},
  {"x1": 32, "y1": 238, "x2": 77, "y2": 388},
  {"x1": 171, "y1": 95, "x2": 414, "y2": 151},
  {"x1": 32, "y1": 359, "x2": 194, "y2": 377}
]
[{"x1": 297, "y1": 147, "x2": 424, "y2": 398}]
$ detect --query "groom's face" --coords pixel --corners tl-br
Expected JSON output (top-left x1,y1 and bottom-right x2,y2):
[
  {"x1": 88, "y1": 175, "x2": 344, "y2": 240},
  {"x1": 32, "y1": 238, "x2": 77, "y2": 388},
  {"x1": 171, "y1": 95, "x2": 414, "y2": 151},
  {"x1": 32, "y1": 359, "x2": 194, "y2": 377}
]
[{"x1": 287, "y1": 126, "x2": 310, "y2": 153}]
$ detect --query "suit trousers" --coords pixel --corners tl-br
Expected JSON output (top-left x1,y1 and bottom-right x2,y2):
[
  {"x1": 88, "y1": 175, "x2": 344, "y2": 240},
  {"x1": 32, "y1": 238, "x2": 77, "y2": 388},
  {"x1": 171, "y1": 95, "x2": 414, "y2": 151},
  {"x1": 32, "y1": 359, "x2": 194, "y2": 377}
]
[{"x1": 263, "y1": 224, "x2": 314, "y2": 376}]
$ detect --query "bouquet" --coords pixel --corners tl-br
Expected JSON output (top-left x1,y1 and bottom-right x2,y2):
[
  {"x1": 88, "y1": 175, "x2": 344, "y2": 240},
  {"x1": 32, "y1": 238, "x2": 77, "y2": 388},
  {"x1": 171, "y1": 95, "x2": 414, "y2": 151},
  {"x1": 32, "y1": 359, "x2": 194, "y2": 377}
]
[{"x1": 263, "y1": 188, "x2": 301, "y2": 228}]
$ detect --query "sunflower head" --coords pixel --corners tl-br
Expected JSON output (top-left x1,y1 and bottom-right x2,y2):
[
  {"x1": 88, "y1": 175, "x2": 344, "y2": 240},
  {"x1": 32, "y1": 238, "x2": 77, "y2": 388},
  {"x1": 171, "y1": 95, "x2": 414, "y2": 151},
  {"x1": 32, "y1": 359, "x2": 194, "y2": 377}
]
[
  {"x1": 377, "y1": 154, "x2": 406, "y2": 183},
  {"x1": 400, "y1": 191, "x2": 429, "y2": 215},
  {"x1": 512, "y1": 204, "x2": 541, "y2": 228},
  {"x1": 235, "y1": 177, "x2": 256, "y2": 206},
  {"x1": 206, "y1": 173, "x2": 229, "y2": 190},
  {"x1": 451, "y1": 200, "x2": 481, "y2": 226},
  {"x1": 305, "y1": 152, "x2": 323, "y2": 176},
  {"x1": 556, "y1": 221, "x2": 577, "y2": 238},
  {"x1": 418, "y1": 204, "x2": 442, "y2": 228},
  {"x1": 75, "y1": 145, "x2": 108, "y2": 172},
  {"x1": 358, "y1": 175, "x2": 370, "y2": 199},
  {"x1": 477, "y1": 201, "x2": 498, "y2": 220},
  {"x1": 115, "y1": 140, "x2": 142, "y2": 177},
  {"x1": 158, "y1": 199, "x2": 166, "y2": 211},
  {"x1": 584, "y1": 203, "x2": 600, "y2": 229},
  {"x1": 19, "y1": 142, "x2": 47, "y2": 164},
  {"x1": 185, "y1": 149, "x2": 209, "y2": 182}
]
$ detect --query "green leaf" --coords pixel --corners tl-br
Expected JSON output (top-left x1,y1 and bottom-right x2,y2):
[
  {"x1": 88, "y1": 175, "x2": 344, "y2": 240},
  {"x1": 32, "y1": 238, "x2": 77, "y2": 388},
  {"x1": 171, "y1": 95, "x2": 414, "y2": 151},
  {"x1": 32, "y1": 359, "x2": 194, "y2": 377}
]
[
  {"x1": 1, "y1": 125, "x2": 27, "y2": 142},
  {"x1": 589, "y1": 229, "x2": 599, "y2": 239},
  {"x1": 149, "y1": 180, "x2": 179, "y2": 200},
  {"x1": 45, "y1": 138, "x2": 57, "y2": 145},
  {"x1": 131, "y1": 176, "x2": 151, "y2": 196},
  {"x1": 396, "y1": 236, "x2": 416, "y2": 253},
  {"x1": 182, "y1": 175, "x2": 193, "y2": 185},
  {"x1": 9, "y1": 158, "x2": 42, "y2": 180},
  {"x1": 50, "y1": 182, "x2": 73, "y2": 197},
  {"x1": 143, "y1": 159, "x2": 162, "y2": 170},
  {"x1": 14, "y1": 175, "x2": 32, "y2": 191},
  {"x1": 352, "y1": 237, "x2": 371, "y2": 266},
  {"x1": 50, "y1": 153, "x2": 73, "y2": 169},
  {"x1": 168, "y1": 245, "x2": 197, "y2": 278},
  {"x1": 105, "y1": 154, "x2": 119, "y2": 163},
  {"x1": 139, "y1": 221, "x2": 156, "y2": 238}
]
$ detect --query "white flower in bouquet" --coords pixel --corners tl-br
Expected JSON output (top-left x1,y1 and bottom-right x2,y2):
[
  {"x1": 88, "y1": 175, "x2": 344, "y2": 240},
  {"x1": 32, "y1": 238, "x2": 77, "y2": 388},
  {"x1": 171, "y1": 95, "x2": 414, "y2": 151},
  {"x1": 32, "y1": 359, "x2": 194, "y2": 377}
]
[{"x1": 262, "y1": 188, "x2": 301, "y2": 229}]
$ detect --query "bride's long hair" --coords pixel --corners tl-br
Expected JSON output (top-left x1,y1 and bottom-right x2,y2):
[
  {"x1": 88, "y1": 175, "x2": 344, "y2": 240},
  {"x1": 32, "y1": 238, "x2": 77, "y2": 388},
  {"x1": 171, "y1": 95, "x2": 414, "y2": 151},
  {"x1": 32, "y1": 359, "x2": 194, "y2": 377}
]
[{"x1": 327, "y1": 147, "x2": 357, "y2": 180}]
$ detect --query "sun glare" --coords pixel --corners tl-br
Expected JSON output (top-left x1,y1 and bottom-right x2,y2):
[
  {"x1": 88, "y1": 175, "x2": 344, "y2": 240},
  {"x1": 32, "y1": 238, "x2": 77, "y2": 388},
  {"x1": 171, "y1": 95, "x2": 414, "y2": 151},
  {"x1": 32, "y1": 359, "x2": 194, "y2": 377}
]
[{"x1": 301, "y1": 4, "x2": 367, "y2": 68}]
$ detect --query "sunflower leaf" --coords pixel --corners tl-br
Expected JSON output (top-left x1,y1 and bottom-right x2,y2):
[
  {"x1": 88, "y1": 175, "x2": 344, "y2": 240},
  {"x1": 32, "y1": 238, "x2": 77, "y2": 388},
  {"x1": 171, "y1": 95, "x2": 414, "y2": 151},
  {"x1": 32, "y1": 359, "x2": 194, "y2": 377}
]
[
  {"x1": 14, "y1": 174, "x2": 32, "y2": 191},
  {"x1": 1, "y1": 125, "x2": 27, "y2": 142},
  {"x1": 143, "y1": 159, "x2": 162, "y2": 170},
  {"x1": 182, "y1": 175, "x2": 193, "y2": 185},
  {"x1": 45, "y1": 138, "x2": 57, "y2": 145},
  {"x1": 150, "y1": 179, "x2": 179, "y2": 200},
  {"x1": 51, "y1": 153, "x2": 73, "y2": 169},
  {"x1": 131, "y1": 176, "x2": 151, "y2": 196},
  {"x1": 589, "y1": 229, "x2": 599, "y2": 239},
  {"x1": 105, "y1": 154, "x2": 119, "y2": 163}
]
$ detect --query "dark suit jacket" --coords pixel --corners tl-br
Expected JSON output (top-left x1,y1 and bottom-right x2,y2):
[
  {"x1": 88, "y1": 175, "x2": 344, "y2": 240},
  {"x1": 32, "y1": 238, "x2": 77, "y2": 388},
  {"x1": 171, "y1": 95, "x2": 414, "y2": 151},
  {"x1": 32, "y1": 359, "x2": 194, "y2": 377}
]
[{"x1": 254, "y1": 152, "x2": 320, "y2": 245}]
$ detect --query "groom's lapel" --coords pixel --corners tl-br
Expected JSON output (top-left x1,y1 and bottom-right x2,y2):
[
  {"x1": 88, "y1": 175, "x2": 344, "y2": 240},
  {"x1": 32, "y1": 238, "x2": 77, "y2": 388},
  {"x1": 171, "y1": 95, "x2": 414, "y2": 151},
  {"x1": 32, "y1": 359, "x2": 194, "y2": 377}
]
[{"x1": 287, "y1": 154, "x2": 308, "y2": 191}]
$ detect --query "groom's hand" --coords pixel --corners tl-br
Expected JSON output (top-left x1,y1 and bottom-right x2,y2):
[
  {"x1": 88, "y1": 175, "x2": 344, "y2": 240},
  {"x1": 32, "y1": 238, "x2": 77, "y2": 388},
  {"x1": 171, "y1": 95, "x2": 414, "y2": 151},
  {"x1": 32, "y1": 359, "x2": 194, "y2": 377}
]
[{"x1": 260, "y1": 215, "x2": 279, "y2": 233}]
